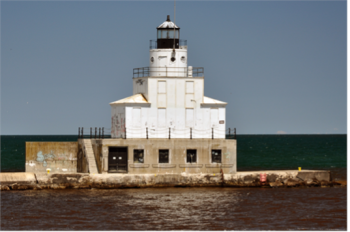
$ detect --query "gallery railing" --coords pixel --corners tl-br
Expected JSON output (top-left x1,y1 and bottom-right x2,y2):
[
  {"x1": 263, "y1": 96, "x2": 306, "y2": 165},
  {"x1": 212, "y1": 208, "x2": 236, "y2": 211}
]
[{"x1": 133, "y1": 66, "x2": 204, "y2": 78}]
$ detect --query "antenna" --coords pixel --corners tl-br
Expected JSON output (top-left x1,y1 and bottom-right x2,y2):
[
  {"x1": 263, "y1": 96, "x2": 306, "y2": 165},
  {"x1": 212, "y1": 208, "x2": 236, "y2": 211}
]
[{"x1": 173, "y1": 0, "x2": 176, "y2": 52}]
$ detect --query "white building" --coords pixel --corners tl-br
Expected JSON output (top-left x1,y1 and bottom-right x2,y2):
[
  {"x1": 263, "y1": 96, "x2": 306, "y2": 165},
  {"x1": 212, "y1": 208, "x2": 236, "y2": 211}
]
[{"x1": 110, "y1": 15, "x2": 227, "y2": 139}]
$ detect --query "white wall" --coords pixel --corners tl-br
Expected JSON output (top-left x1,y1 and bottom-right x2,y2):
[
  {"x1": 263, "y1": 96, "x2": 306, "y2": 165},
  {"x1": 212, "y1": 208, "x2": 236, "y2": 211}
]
[
  {"x1": 123, "y1": 106, "x2": 226, "y2": 139},
  {"x1": 133, "y1": 78, "x2": 148, "y2": 100},
  {"x1": 111, "y1": 106, "x2": 125, "y2": 138},
  {"x1": 149, "y1": 48, "x2": 188, "y2": 77},
  {"x1": 146, "y1": 77, "x2": 204, "y2": 109}
]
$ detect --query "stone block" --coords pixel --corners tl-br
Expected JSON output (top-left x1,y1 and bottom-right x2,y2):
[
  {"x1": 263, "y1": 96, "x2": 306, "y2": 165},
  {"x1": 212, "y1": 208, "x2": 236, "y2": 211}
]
[
  {"x1": 314, "y1": 172, "x2": 330, "y2": 181},
  {"x1": 0, "y1": 172, "x2": 37, "y2": 185},
  {"x1": 269, "y1": 182, "x2": 283, "y2": 188}
]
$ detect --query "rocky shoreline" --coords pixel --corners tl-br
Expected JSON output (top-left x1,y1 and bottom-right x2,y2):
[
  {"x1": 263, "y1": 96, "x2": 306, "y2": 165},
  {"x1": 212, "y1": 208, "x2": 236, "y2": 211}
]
[{"x1": 0, "y1": 171, "x2": 346, "y2": 191}]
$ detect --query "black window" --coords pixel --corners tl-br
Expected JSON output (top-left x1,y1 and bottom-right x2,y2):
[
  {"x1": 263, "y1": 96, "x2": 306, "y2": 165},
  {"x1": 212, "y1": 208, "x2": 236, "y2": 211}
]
[
  {"x1": 134, "y1": 149, "x2": 144, "y2": 163},
  {"x1": 186, "y1": 149, "x2": 197, "y2": 163},
  {"x1": 159, "y1": 150, "x2": 169, "y2": 163},
  {"x1": 212, "y1": 150, "x2": 222, "y2": 163}
]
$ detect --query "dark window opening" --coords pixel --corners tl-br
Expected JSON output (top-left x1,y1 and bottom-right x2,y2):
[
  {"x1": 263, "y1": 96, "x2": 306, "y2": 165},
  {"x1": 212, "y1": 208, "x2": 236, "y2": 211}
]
[
  {"x1": 159, "y1": 149, "x2": 169, "y2": 163},
  {"x1": 212, "y1": 150, "x2": 222, "y2": 163},
  {"x1": 134, "y1": 149, "x2": 144, "y2": 163},
  {"x1": 187, "y1": 149, "x2": 197, "y2": 163}
]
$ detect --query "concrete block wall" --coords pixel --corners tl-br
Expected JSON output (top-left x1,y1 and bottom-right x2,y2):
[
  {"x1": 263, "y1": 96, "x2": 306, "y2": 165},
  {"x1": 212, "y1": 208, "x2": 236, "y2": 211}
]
[
  {"x1": 25, "y1": 139, "x2": 236, "y2": 176},
  {"x1": 99, "y1": 138, "x2": 237, "y2": 175},
  {"x1": 25, "y1": 142, "x2": 78, "y2": 173}
]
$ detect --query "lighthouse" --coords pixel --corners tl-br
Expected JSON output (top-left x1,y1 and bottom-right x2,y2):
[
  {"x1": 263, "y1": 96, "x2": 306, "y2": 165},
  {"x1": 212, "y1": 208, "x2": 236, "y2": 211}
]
[
  {"x1": 104, "y1": 16, "x2": 236, "y2": 174},
  {"x1": 110, "y1": 15, "x2": 227, "y2": 139}
]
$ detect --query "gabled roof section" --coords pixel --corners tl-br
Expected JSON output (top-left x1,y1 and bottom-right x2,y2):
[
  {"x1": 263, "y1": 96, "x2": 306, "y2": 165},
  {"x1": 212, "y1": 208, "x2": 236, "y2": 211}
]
[
  {"x1": 110, "y1": 94, "x2": 149, "y2": 105},
  {"x1": 201, "y1": 96, "x2": 227, "y2": 106}
]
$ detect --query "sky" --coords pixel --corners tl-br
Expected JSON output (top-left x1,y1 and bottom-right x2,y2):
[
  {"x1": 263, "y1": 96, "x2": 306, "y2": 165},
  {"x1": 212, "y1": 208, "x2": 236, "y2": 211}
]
[{"x1": 1, "y1": 1, "x2": 346, "y2": 135}]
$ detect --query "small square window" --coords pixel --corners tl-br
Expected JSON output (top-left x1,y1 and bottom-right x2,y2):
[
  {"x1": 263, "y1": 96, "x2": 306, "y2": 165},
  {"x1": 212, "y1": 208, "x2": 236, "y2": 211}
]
[
  {"x1": 186, "y1": 149, "x2": 197, "y2": 163},
  {"x1": 159, "y1": 149, "x2": 169, "y2": 163},
  {"x1": 134, "y1": 149, "x2": 144, "y2": 163},
  {"x1": 212, "y1": 150, "x2": 222, "y2": 163}
]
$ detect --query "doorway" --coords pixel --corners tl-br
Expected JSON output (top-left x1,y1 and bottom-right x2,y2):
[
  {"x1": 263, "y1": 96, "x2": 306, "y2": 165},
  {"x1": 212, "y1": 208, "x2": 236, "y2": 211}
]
[{"x1": 108, "y1": 147, "x2": 128, "y2": 173}]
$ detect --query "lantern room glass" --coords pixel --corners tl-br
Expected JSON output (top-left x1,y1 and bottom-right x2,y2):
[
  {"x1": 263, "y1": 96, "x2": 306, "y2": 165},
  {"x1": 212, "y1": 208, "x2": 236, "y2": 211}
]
[{"x1": 157, "y1": 29, "x2": 179, "y2": 39}]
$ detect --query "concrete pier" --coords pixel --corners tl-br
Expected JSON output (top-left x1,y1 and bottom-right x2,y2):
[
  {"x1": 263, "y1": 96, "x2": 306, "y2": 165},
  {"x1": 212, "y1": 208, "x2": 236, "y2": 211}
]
[{"x1": 0, "y1": 170, "x2": 345, "y2": 191}]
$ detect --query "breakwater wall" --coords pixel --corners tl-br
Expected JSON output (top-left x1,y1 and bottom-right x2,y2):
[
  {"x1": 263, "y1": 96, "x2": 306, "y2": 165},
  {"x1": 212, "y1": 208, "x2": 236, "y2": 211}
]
[{"x1": 0, "y1": 170, "x2": 345, "y2": 191}]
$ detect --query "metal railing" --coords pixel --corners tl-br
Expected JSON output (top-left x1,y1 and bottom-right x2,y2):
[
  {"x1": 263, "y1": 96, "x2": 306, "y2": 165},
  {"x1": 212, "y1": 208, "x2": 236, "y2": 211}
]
[
  {"x1": 78, "y1": 127, "x2": 236, "y2": 140},
  {"x1": 78, "y1": 127, "x2": 110, "y2": 139},
  {"x1": 226, "y1": 128, "x2": 237, "y2": 140},
  {"x1": 133, "y1": 66, "x2": 204, "y2": 78},
  {"x1": 150, "y1": 40, "x2": 187, "y2": 49},
  {"x1": 117, "y1": 127, "x2": 230, "y2": 139}
]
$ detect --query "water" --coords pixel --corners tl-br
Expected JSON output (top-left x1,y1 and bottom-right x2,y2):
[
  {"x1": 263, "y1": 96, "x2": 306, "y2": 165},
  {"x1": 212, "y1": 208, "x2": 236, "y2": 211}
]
[
  {"x1": 1, "y1": 134, "x2": 347, "y2": 230},
  {"x1": 1, "y1": 187, "x2": 346, "y2": 230}
]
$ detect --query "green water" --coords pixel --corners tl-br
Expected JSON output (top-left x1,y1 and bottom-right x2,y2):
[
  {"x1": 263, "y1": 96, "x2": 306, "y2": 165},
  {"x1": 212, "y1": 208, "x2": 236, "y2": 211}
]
[
  {"x1": 234, "y1": 135, "x2": 346, "y2": 171},
  {"x1": 1, "y1": 135, "x2": 346, "y2": 172}
]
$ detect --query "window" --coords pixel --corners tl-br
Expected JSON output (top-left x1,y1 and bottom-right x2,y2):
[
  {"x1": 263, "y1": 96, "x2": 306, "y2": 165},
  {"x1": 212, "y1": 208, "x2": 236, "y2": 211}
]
[
  {"x1": 187, "y1": 149, "x2": 197, "y2": 163},
  {"x1": 134, "y1": 149, "x2": 144, "y2": 163},
  {"x1": 159, "y1": 149, "x2": 169, "y2": 163},
  {"x1": 212, "y1": 150, "x2": 222, "y2": 163}
]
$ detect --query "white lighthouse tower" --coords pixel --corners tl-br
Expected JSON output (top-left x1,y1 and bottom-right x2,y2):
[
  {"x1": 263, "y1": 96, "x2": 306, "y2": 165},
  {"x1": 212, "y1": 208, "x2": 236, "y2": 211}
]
[{"x1": 110, "y1": 15, "x2": 227, "y2": 139}]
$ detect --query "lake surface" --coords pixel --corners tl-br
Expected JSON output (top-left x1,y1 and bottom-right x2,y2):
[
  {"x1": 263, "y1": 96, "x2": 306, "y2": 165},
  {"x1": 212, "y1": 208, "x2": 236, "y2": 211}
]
[{"x1": 1, "y1": 187, "x2": 346, "y2": 230}]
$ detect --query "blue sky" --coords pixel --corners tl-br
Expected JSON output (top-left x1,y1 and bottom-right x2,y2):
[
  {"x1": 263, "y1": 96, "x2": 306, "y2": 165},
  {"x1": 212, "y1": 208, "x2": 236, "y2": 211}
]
[{"x1": 1, "y1": 1, "x2": 346, "y2": 135}]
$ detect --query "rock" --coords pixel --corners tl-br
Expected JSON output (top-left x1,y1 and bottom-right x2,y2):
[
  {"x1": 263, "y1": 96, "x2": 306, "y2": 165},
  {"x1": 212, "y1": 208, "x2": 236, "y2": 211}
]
[
  {"x1": 0, "y1": 185, "x2": 10, "y2": 191},
  {"x1": 306, "y1": 180, "x2": 313, "y2": 185},
  {"x1": 331, "y1": 181, "x2": 341, "y2": 186},
  {"x1": 297, "y1": 181, "x2": 307, "y2": 187},
  {"x1": 10, "y1": 184, "x2": 25, "y2": 190},
  {"x1": 50, "y1": 184, "x2": 66, "y2": 190},
  {"x1": 267, "y1": 174, "x2": 278, "y2": 182},
  {"x1": 243, "y1": 175, "x2": 256, "y2": 182},
  {"x1": 285, "y1": 179, "x2": 300, "y2": 187},
  {"x1": 305, "y1": 178, "x2": 320, "y2": 187},
  {"x1": 335, "y1": 180, "x2": 347, "y2": 186},
  {"x1": 269, "y1": 181, "x2": 283, "y2": 188},
  {"x1": 320, "y1": 181, "x2": 331, "y2": 187},
  {"x1": 34, "y1": 185, "x2": 42, "y2": 190}
]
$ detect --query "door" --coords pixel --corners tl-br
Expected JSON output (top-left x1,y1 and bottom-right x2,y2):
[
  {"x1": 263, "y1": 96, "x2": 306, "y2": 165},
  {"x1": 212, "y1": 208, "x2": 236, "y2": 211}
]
[{"x1": 108, "y1": 147, "x2": 128, "y2": 173}]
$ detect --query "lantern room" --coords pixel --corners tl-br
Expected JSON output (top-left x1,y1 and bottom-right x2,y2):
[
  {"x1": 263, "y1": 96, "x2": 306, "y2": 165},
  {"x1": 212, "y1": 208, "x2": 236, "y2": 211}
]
[{"x1": 157, "y1": 15, "x2": 180, "y2": 49}]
